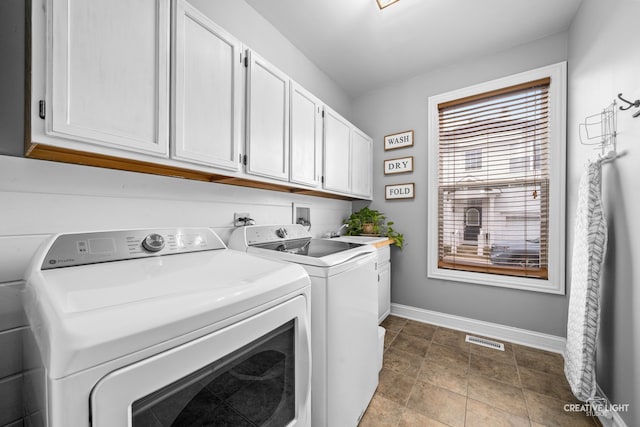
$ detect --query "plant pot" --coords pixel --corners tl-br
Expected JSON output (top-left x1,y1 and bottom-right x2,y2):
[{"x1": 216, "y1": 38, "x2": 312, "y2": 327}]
[{"x1": 362, "y1": 223, "x2": 375, "y2": 235}]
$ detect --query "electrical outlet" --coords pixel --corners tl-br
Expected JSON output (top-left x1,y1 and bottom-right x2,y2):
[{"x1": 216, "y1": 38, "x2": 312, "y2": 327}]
[{"x1": 234, "y1": 212, "x2": 251, "y2": 227}]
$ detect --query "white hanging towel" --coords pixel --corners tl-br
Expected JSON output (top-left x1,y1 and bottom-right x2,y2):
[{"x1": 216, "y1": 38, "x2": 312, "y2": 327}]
[{"x1": 564, "y1": 159, "x2": 608, "y2": 402}]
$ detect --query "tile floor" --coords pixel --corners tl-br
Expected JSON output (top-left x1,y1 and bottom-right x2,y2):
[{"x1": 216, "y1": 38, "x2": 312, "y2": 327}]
[{"x1": 360, "y1": 316, "x2": 602, "y2": 427}]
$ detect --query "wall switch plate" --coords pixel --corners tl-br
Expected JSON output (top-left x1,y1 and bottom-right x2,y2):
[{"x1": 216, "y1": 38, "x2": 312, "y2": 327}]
[{"x1": 234, "y1": 212, "x2": 251, "y2": 227}]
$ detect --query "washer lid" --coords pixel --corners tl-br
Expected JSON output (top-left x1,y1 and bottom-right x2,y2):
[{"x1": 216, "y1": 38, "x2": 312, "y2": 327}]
[{"x1": 24, "y1": 243, "x2": 309, "y2": 379}]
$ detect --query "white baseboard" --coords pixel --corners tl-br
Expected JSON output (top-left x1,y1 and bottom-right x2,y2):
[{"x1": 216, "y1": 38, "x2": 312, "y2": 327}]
[{"x1": 390, "y1": 303, "x2": 566, "y2": 354}]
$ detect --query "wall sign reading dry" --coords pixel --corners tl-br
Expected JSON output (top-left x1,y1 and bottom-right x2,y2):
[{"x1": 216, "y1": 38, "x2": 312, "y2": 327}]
[
  {"x1": 384, "y1": 156, "x2": 413, "y2": 175},
  {"x1": 384, "y1": 130, "x2": 413, "y2": 150},
  {"x1": 385, "y1": 183, "x2": 415, "y2": 200}
]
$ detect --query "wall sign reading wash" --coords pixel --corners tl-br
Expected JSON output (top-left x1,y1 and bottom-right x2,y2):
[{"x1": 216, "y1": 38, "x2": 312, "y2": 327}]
[
  {"x1": 385, "y1": 183, "x2": 415, "y2": 200},
  {"x1": 384, "y1": 130, "x2": 413, "y2": 151}
]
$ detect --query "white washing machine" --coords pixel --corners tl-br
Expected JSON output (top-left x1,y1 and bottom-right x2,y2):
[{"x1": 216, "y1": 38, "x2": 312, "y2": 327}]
[
  {"x1": 228, "y1": 224, "x2": 379, "y2": 427},
  {"x1": 22, "y1": 227, "x2": 311, "y2": 427}
]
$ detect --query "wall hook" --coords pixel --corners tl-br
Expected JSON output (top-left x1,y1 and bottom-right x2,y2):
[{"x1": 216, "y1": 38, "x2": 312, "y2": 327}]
[
  {"x1": 617, "y1": 93, "x2": 640, "y2": 118},
  {"x1": 617, "y1": 93, "x2": 640, "y2": 110}
]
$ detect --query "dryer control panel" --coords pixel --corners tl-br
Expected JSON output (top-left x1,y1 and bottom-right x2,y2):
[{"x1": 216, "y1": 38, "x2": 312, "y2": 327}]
[{"x1": 41, "y1": 228, "x2": 225, "y2": 270}]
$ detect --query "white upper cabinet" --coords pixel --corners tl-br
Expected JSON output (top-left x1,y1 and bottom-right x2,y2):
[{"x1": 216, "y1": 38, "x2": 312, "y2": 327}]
[
  {"x1": 290, "y1": 83, "x2": 323, "y2": 187},
  {"x1": 323, "y1": 107, "x2": 373, "y2": 198},
  {"x1": 323, "y1": 107, "x2": 352, "y2": 194},
  {"x1": 31, "y1": 0, "x2": 373, "y2": 199},
  {"x1": 246, "y1": 50, "x2": 290, "y2": 181},
  {"x1": 350, "y1": 128, "x2": 373, "y2": 198},
  {"x1": 48, "y1": 0, "x2": 170, "y2": 156},
  {"x1": 172, "y1": 0, "x2": 242, "y2": 171}
]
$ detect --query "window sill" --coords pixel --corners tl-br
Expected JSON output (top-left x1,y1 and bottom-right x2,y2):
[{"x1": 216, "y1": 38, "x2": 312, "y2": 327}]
[{"x1": 427, "y1": 264, "x2": 564, "y2": 294}]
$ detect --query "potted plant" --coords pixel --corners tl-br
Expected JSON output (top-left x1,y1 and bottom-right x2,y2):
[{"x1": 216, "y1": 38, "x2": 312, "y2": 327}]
[{"x1": 344, "y1": 207, "x2": 405, "y2": 249}]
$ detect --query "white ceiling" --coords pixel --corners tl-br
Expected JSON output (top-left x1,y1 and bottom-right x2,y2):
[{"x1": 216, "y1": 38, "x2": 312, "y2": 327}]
[{"x1": 244, "y1": 0, "x2": 583, "y2": 98}]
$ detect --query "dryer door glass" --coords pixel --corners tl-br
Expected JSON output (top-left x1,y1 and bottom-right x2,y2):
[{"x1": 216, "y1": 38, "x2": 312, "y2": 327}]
[{"x1": 131, "y1": 320, "x2": 295, "y2": 426}]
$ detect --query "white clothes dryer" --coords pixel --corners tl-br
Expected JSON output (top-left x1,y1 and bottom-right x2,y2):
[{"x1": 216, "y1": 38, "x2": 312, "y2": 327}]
[{"x1": 22, "y1": 227, "x2": 311, "y2": 427}]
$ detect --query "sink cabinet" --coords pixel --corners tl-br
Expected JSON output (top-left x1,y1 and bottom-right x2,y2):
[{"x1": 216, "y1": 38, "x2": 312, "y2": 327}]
[
  {"x1": 326, "y1": 236, "x2": 392, "y2": 323},
  {"x1": 377, "y1": 245, "x2": 391, "y2": 324}
]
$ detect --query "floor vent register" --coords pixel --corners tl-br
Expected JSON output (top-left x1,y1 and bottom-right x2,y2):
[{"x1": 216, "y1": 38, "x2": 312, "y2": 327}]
[{"x1": 465, "y1": 335, "x2": 505, "y2": 351}]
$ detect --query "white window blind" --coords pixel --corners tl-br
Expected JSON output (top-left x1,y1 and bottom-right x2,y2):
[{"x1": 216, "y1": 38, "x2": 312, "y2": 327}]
[{"x1": 437, "y1": 78, "x2": 550, "y2": 279}]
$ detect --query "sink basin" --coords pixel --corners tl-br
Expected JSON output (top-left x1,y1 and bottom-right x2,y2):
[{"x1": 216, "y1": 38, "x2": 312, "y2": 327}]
[{"x1": 329, "y1": 235, "x2": 390, "y2": 245}]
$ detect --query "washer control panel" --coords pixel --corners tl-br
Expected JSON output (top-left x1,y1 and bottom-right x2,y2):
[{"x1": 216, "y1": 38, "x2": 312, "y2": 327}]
[
  {"x1": 142, "y1": 233, "x2": 165, "y2": 252},
  {"x1": 244, "y1": 224, "x2": 312, "y2": 245},
  {"x1": 41, "y1": 228, "x2": 225, "y2": 270}
]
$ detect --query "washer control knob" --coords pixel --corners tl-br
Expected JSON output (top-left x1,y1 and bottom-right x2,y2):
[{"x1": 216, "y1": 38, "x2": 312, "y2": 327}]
[
  {"x1": 142, "y1": 233, "x2": 165, "y2": 252},
  {"x1": 276, "y1": 227, "x2": 288, "y2": 239}
]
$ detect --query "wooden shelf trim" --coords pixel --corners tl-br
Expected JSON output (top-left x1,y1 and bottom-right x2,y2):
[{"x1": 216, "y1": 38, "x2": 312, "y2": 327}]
[{"x1": 25, "y1": 143, "x2": 355, "y2": 201}]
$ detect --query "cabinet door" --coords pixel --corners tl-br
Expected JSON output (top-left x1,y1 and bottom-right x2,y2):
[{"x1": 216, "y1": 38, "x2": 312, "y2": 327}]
[
  {"x1": 48, "y1": 0, "x2": 169, "y2": 156},
  {"x1": 246, "y1": 51, "x2": 290, "y2": 181},
  {"x1": 323, "y1": 108, "x2": 351, "y2": 194},
  {"x1": 350, "y1": 128, "x2": 373, "y2": 198},
  {"x1": 378, "y1": 261, "x2": 391, "y2": 324},
  {"x1": 172, "y1": 0, "x2": 241, "y2": 171},
  {"x1": 290, "y1": 83, "x2": 322, "y2": 187}
]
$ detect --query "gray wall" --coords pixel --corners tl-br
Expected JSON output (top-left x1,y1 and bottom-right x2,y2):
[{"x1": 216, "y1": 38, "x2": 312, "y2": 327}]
[
  {"x1": 0, "y1": 0, "x2": 24, "y2": 156},
  {"x1": 351, "y1": 32, "x2": 570, "y2": 337},
  {"x1": 567, "y1": 0, "x2": 640, "y2": 425}
]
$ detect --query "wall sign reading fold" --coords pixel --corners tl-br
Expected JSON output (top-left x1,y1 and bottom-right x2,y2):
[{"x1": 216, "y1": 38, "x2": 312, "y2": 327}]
[
  {"x1": 385, "y1": 183, "x2": 415, "y2": 200},
  {"x1": 384, "y1": 130, "x2": 413, "y2": 151}
]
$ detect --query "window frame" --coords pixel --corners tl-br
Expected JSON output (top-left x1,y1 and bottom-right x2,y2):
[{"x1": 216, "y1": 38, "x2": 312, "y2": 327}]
[{"x1": 427, "y1": 62, "x2": 566, "y2": 294}]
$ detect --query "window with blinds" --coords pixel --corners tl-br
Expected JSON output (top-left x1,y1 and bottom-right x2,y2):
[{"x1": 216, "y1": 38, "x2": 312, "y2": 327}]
[{"x1": 436, "y1": 78, "x2": 550, "y2": 279}]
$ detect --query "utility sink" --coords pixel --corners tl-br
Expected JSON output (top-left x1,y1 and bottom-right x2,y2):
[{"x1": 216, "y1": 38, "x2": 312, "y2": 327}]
[{"x1": 329, "y1": 235, "x2": 391, "y2": 246}]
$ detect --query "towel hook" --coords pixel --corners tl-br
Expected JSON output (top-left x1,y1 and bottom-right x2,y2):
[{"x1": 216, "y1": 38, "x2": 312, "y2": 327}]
[{"x1": 617, "y1": 93, "x2": 640, "y2": 117}]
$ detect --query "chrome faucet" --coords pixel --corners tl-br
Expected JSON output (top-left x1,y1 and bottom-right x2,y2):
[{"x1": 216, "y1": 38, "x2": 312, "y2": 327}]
[{"x1": 330, "y1": 224, "x2": 348, "y2": 238}]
